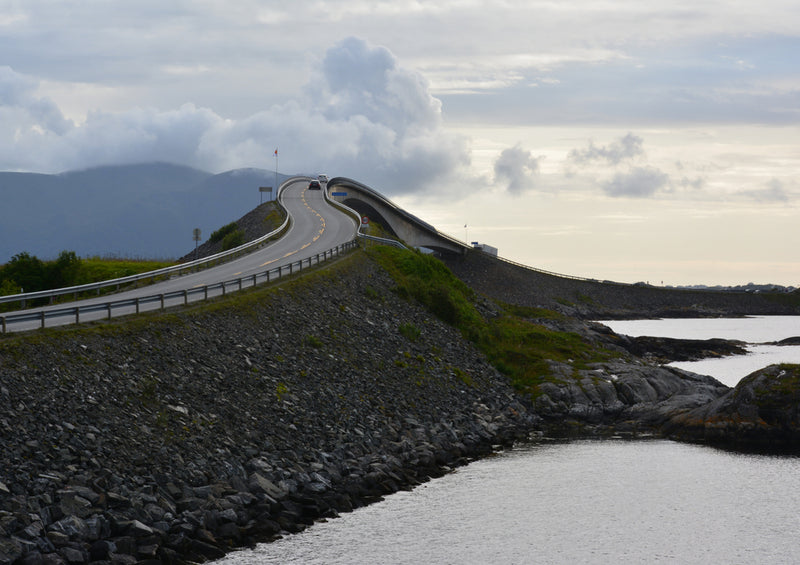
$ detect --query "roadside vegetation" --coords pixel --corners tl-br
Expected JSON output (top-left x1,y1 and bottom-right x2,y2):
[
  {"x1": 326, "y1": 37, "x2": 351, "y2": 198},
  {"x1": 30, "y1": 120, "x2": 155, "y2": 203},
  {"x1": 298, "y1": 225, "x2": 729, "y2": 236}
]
[
  {"x1": 367, "y1": 246, "x2": 620, "y2": 395},
  {"x1": 208, "y1": 222, "x2": 246, "y2": 251},
  {"x1": 0, "y1": 251, "x2": 173, "y2": 310}
]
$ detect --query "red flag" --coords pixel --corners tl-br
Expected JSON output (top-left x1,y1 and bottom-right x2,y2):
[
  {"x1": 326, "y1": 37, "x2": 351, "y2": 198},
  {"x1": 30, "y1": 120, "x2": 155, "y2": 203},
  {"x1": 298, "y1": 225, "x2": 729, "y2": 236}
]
[{"x1": 274, "y1": 149, "x2": 278, "y2": 156}]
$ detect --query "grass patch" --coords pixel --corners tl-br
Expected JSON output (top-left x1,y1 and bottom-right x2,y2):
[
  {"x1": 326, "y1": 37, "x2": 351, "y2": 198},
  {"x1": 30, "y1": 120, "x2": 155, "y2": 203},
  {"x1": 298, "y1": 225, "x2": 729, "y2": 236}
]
[
  {"x1": 369, "y1": 246, "x2": 481, "y2": 330},
  {"x1": 79, "y1": 257, "x2": 173, "y2": 282},
  {"x1": 480, "y1": 315, "x2": 616, "y2": 394},
  {"x1": 368, "y1": 246, "x2": 620, "y2": 395},
  {"x1": 398, "y1": 322, "x2": 421, "y2": 342},
  {"x1": 499, "y1": 302, "x2": 564, "y2": 320},
  {"x1": 305, "y1": 334, "x2": 324, "y2": 348}
]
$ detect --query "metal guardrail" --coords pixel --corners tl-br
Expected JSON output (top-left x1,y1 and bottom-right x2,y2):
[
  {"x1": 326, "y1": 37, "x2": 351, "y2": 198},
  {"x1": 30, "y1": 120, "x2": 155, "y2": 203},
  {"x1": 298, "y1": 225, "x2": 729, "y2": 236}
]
[
  {"x1": 0, "y1": 240, "x2": 358, "y2": 333},
  {"x1": 491, "y1": 254, "x2": 606, "y2": 284},
  {"x1": 0, "y1": 176, "x2": 308, "y2": 308},
  {"x1": 322, "y1": 179, "x2": 407, "y2": 249},
  {"x1": 329, "y1": 177, "x2": 464, "y2": 251},
  {"x1": 327, "y1": 177, "x2": 627, "y2": 282}
]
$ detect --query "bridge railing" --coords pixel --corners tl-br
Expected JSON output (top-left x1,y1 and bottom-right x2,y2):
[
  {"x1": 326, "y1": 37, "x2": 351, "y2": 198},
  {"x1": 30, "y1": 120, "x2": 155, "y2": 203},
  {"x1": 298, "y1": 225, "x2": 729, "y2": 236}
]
[
  {"x1": 323, "y1": 179, "x2": 407, "y2": 249},
  {"x1": 0, "y1": 176, "x2": 308, "y2": 308},
  {"x1": 1, "y1": 239, "x2": 358, "y2": 333}
]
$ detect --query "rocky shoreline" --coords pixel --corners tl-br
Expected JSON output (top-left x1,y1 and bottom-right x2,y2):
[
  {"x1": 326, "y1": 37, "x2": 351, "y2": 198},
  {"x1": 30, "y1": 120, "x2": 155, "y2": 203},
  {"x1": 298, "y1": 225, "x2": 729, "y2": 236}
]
[
  {"x1": 0, "y1": 253, "x2": 534, "y2": 565},
  {"x1": 2, "y1": 248, "x2": 799, "y2": 565}
]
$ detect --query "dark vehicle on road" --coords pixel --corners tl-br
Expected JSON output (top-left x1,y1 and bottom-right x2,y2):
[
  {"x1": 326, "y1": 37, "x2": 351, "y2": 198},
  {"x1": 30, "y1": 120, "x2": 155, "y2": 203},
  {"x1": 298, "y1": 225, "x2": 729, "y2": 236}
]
[{"x1": 308, "y1": 180, "x2": 321, "y2": 190}]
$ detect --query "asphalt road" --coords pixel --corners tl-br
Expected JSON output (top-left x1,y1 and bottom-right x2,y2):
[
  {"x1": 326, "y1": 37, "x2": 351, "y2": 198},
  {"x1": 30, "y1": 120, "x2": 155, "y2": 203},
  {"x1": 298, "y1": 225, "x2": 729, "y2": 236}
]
[{"x1": 1, "y1": 179, "x2": 358, "y2": 332}]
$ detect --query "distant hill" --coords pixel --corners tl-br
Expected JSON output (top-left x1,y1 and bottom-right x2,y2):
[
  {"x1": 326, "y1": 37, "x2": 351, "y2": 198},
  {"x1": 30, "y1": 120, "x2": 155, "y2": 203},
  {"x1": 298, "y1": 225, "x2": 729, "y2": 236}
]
[{"x1": 0, "y1": 163, "x2": 293, "y2": 263}]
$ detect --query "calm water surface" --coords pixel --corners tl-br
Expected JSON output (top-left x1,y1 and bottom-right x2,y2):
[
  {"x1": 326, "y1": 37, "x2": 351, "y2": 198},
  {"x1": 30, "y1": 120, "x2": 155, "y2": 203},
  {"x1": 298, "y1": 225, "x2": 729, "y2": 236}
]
[
  {"x1": 599, "y1": 316, "x2": 800, "y2": 387},
  {"x1": 216, "y1": 317, "x2": 800, "y2": 564},
  {"x1": 218, "y1": 440, "x2": 800, "y2": 565}
]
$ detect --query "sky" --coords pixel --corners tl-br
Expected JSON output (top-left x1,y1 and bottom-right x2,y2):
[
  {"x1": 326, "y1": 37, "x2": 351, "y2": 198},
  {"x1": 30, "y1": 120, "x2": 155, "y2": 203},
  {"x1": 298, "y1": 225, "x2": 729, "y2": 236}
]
[{"x1": 1, "y1": 0, "x2": 799, "y2": 286}]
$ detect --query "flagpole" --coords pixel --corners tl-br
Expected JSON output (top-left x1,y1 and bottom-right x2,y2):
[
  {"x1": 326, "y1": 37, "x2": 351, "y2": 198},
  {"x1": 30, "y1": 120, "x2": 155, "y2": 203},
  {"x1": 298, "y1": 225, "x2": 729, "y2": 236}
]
[{"x1": 274, "y1": 148, "x2": 278, "y2": 200}]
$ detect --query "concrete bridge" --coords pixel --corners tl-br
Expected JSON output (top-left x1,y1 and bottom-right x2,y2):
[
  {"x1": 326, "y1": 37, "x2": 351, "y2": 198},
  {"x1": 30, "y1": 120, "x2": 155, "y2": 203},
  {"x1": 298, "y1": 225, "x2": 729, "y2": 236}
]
[{"x1": 327, "y1": 177, "x2": 468, "y2": 256}]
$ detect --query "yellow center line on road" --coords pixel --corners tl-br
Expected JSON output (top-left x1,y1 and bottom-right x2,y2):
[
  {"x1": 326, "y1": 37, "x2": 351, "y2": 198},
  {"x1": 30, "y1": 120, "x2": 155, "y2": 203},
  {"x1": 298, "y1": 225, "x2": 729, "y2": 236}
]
[{"x1": 253, "y1": 185, "x2": 328, "y2": 268}]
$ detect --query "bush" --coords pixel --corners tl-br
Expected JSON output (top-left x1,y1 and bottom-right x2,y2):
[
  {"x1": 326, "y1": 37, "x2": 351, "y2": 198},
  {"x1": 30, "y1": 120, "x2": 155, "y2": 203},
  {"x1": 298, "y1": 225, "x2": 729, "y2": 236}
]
[
  {"x1": 46, "y1": 250, "x2": 82, "y2": 289},
  {"x1": 209, "y1": 222, "x2": 239, "y2": 244},
  {"x1": 1, "y1": 252, "x2": 46, "y2": 293},
  {"x1": 221, "y1": 229, "x2": 245, "y2": 251}
]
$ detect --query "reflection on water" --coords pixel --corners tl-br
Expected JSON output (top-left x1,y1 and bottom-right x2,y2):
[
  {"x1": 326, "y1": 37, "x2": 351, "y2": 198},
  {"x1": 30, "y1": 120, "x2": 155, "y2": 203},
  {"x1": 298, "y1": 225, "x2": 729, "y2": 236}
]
[{"x1": 216, "y1": 440, "x2": 800, "y2": 565}]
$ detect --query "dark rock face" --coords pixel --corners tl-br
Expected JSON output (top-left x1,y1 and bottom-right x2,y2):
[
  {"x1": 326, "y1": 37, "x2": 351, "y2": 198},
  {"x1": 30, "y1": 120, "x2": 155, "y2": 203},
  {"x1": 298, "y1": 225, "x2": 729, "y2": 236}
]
[
  {"x1": 618, "y1": 336, "x2": 748, "y2": 363},
  {"x1": 664, "y1": 364, "x2": 800, "y2": 451},
  {"x1": 532, "y1": 361, "x2": 731, "y2": 434},
  {"x1": 0, "y1": 254, "x2": 534, "y2": 564}
]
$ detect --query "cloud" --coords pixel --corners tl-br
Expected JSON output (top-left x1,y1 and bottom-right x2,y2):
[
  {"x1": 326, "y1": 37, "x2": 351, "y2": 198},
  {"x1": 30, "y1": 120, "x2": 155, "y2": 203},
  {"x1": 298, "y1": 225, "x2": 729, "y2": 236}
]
[
  {"x1": 568, "y1": 133, "x2": 645, "y2": 166},
  {"x1": 0, "y1": 66, "x2": 73, "y2": 136},
  {"x1": 493, "y1": 144, "x2": 542, "y2": 194},
  {"x1": 739, "y1": 178, "x2": 791, "y2": 202},
  {"x1": 315, "y1": 37, "x2": 442, "y2": 133},
  {"x1": 0, "y1": 38, "x2": 470, "y2": 195},
  {"x1": 602, "y1": 166, "x2": 670, "y2": 198}
]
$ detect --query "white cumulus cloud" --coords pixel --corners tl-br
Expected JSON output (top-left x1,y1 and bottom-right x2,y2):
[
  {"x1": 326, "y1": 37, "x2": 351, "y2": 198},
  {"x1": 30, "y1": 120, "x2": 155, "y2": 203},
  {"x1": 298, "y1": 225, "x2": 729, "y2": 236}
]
[{"x1": 0, "y1": 38, "x2": 470, "y2": 196}]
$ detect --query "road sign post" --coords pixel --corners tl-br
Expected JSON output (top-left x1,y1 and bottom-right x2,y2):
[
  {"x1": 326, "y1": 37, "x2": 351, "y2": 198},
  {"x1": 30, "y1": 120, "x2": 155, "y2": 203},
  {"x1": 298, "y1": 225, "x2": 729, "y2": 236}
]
[{"x1": 192, "y1": 228, "x2": 202, "y2": 261}]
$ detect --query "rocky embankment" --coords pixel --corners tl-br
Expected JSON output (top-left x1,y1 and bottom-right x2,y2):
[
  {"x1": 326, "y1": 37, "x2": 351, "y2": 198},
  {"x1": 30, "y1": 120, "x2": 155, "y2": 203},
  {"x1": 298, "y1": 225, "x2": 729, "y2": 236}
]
[
  {"x1": 442, "y1": 250, "x2": 800, "y2": 319},
  {"x1": 0, "y1": 253, "x2": 533, "y2": 565},
  {"x1": 177, "y1": 202, "x2": 285, "y2": 263},
  {"x1": 2, "y1": 242, "x2": 798, "y2": 565}
]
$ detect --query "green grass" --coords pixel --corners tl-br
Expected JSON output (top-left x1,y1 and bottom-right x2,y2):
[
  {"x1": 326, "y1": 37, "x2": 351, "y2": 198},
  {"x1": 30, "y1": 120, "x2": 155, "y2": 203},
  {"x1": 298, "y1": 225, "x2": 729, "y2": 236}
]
[
  {"x1": 399, "y1": 322, "x2": 421, "y2": 342},
  {"x1": 369, "y1": 246, "x2": 481, "y2": 330},
  {"x1": 368, "y1": 246, "x2": 620, "y2": 395},
  {"x1": 78, "y1": 257, "x2": 174, "y2": 283},
  {"x1": 480, "y1": 315, "x2": 616, "y2": 394}
]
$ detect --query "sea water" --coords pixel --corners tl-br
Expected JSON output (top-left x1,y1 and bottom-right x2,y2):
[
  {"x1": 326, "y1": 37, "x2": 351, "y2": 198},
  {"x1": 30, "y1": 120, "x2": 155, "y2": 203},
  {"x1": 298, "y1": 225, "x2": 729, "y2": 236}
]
[
  {"x1": 598, "y1": 315, "x2": 800, "y2": 387},
  {"x1": 217, "y1": 440, "x2": 800, "y2": 564},
  {"x1": 215, "y1": 317, "x2": 800, "y2": 564}
]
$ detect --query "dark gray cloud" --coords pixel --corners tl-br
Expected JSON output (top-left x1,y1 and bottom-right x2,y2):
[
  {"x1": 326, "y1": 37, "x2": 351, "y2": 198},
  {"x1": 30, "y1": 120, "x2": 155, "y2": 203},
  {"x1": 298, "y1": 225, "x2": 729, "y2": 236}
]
[
  {"x1": 602, "y1": 166, "x2": 670, "y2": 198},
  {"x1": 493, "y1": 145, "x2": 542, "y2": 194},
  {"x1": 568, "y1": 133, "x2": 644, "y2": 166}
]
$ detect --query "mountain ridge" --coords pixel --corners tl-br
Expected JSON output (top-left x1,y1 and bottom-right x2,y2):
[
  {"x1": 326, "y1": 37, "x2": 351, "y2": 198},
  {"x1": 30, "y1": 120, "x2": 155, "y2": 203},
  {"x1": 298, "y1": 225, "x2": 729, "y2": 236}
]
[{"x1": 0, "y1": 162, "x2": 292, "y2": 263}]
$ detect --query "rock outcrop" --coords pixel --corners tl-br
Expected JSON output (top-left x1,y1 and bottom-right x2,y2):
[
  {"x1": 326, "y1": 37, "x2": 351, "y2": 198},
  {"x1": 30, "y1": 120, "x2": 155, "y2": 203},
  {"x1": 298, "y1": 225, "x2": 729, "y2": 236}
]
[
  {"x1": 664, "y1": 364, "x2": 800, "y2": 451},
  {"x1": 532, "y1": 360, "x2": 731, "y2": 434}
]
